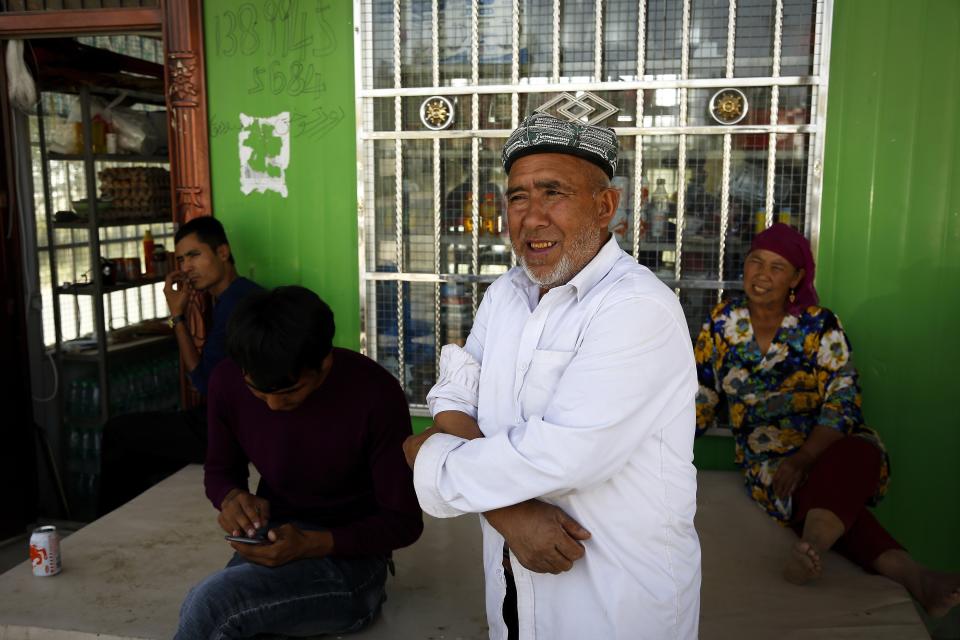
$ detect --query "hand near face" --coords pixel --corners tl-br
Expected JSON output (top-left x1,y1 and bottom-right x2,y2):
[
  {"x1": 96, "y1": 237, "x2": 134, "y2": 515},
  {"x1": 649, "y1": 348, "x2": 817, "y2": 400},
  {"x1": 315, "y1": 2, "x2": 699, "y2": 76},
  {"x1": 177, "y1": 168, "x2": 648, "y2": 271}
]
[
  {"x1": 218, "y1": 489, "x2": 271, "y2": 537},
  {"x1": 485, "y1": 499, "x2": 591, "y2": 574},
  {"x1": 163, "y1": 270, "x2": 191, "y2": 316}
]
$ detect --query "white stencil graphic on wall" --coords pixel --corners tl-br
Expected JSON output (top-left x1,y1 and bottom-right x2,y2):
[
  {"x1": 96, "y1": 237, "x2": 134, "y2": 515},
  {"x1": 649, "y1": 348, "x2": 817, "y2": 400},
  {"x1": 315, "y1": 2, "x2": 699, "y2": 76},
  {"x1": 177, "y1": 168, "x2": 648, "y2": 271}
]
[{"x1": 238, "y1": 112, "x2": 290, "y2": 198}]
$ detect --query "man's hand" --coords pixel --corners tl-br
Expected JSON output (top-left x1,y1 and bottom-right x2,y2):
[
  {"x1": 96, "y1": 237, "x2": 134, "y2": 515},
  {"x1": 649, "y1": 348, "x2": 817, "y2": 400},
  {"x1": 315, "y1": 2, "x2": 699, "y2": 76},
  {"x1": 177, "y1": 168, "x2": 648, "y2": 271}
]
[
  {"x1": 403, "y1": 426, "x2": 441, "y2": 468},
  {"x1": 230, "y1": 524, "x2": 332, "y2": 568},
  {"x1": 485, "y1": 500, "x2": 591, "y2": 574},
  {"x1": 773, "y1": 450, "x2": 815, "y2": 499},
  {"x1": 163, "y1": 270, "x2": 190, "y2": 317},
  {"x1": 404, "y1": 413, "x2": 484, "y2": 469},
  {"x1": 219, "y1": 489, "x2": 271, "y2": 537}
]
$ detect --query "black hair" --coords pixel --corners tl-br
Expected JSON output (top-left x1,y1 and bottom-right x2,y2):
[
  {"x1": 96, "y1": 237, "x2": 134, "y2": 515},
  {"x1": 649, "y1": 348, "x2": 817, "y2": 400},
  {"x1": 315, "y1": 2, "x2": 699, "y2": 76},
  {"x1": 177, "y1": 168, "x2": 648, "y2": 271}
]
[
  {"x1": 226, "y1": 286, "x2": 336, "y2": 392},
  {"x1": 175, "y1": 216, "x2": 235, "y2": 265}
]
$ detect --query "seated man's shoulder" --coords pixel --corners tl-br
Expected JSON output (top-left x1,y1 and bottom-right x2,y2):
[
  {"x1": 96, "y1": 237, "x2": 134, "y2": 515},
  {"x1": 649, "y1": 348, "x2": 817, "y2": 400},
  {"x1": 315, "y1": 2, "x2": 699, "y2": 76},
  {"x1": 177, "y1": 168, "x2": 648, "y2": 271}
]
[
  {"x1": 208, "y1": 358, "x2": 244, "y2": 393},
  {"x1": 333, "y1": 348, "x2": 405, "y2": 395},
  {"x1": 234, "y1": 276, "x2": 265, "y2": 296}
]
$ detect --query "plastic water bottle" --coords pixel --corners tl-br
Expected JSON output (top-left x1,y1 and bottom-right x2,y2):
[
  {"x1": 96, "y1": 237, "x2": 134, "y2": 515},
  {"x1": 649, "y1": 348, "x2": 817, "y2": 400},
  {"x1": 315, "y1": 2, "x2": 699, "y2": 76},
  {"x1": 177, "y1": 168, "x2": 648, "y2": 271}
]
[
  {"x1": 68, "y1": 425, "x2": 83, "y2": 469},
  {"x1": 67, "y1": 380, "x2": 82, "y2": 418},
  {"x1": 88, "y1": 379, "x2": 101, "y2": 419},
  {"x1": 649, "y1": 178, "x2": 670, "y2": 241}
]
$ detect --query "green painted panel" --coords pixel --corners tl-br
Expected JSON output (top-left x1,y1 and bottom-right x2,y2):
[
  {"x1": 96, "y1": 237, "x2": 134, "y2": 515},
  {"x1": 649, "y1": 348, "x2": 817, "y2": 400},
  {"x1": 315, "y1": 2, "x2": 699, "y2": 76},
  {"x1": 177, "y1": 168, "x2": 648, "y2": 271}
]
[
  {"x1": 412, "y1": 415, "x2": 432, "y2": 435},
  {"x1": 203, "y1": 0, "x2": 360, "y2": 350},
  {"x1": 821, "y1": 0, "x2": 960, "y2": 569}
]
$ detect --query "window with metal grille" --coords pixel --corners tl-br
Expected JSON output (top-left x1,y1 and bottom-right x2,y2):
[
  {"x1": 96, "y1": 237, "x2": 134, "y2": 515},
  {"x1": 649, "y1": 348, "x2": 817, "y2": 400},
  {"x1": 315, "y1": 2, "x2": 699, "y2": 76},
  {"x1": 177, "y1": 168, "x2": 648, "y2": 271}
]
[{"x1": 355, "y1": 0, "x2": 830, "y2": 411}]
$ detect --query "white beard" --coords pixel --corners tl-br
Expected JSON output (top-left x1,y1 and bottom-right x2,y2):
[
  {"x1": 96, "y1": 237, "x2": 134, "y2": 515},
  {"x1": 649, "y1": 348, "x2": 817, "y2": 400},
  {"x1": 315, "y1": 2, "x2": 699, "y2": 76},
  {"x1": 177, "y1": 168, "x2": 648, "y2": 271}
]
[{"x1": 514, "y1": 225, "x2": 603, "y2": 290}]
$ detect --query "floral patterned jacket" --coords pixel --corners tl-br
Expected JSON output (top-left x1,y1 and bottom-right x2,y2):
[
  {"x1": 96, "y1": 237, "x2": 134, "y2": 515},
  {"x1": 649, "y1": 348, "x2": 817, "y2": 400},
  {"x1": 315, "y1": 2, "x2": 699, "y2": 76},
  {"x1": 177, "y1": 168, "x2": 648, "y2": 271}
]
[{"x1": 694, "y1": 298, "x2": 889, "y2": 522}]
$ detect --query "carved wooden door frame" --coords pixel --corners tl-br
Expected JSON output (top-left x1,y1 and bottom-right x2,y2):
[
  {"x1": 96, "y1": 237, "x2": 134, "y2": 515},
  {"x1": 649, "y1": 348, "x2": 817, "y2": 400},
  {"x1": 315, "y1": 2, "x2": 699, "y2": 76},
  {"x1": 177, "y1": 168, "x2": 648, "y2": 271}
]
[{"x1": 0, "y1": 0, "x2": 213, "y2": 224}]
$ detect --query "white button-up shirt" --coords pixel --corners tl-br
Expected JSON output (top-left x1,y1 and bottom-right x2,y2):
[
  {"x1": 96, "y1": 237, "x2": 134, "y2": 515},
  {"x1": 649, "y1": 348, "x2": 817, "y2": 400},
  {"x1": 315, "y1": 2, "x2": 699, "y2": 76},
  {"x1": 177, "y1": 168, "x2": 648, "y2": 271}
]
[{"x1": 414, "y1": 236, "x2": 701, "y2": 640}]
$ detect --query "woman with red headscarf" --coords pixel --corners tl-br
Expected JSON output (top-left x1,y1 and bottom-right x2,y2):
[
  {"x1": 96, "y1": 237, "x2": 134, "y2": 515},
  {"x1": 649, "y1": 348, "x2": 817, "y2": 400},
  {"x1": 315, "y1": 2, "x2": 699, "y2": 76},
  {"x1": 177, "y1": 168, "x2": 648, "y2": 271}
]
[{"x1": 694, "y1": 223, "x2": 959, "y2": 616}]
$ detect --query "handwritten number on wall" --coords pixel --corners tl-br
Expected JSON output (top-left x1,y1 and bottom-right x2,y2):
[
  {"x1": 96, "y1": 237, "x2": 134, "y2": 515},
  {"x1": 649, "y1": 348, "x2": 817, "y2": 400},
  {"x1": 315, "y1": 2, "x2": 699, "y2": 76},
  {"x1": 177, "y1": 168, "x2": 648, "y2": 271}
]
[
  {"x1": 213, "y1": 0, "x2": 341, "y2": 140},
  {"x1": 238, "y1": 4, "x2": 261, "y2": 56},
  {"x1": 215, "y1": 0, "x2": 335, "y2": 61},
  {"x1": 249, "y1": 61, "x2": 325, "y2": 96},
  {"x1": 216, "y1": 11, "x2": 238, "y2": 57}
]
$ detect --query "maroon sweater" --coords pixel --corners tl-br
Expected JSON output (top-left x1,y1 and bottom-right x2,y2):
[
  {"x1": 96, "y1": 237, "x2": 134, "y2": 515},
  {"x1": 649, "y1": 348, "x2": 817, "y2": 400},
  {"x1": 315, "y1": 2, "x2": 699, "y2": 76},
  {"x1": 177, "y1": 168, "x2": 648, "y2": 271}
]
[{"x1": 204, "y1": 349, "x2": 423, "y2": 556}]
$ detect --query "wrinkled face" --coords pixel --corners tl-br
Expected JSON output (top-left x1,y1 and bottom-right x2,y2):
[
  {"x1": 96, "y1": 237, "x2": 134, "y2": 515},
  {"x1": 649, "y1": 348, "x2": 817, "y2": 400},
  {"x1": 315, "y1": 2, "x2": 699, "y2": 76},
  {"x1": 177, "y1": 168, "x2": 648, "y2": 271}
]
[
  {"x1": 243, "y1": 368, "x2": 324, "y2": 412},
  {"x1": 743, "y1": 249, "x2": 804, "y2": 308},
  {"x1": 505, "y1": 153, "x2": 618, "y2": 290},
  {"x1": 175, "y1": 232, "x2": 230, "y2": 291}
]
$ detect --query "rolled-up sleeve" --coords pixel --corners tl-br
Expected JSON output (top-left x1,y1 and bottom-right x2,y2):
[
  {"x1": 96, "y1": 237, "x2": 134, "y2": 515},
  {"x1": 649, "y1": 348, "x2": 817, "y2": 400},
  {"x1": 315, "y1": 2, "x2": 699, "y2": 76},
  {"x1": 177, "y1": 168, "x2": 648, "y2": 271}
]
[
  {"x1": 414, "y1": 296, "x2": 697, "y2": 515},
  {"x1": 413, "y1": 432, "x2": 471, "y2": 518},
  {"x1": 426, "y1": 345, "x2": 482, "y2": 419}
]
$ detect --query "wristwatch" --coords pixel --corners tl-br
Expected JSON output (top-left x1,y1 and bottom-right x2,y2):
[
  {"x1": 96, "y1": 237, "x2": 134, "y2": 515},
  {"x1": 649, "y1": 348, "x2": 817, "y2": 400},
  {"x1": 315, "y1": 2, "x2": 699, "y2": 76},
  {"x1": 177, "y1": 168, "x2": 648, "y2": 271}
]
[{"x1": 167, "y1": 314, "x2": 186, "y2": 329}]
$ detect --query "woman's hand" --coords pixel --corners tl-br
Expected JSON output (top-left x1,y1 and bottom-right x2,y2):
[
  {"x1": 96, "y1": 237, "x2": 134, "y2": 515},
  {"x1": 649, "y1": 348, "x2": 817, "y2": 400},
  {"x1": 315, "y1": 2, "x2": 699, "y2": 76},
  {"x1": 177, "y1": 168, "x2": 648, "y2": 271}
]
[{"x1": 773, "y1": 450, "x2": 816, "y2": 499}]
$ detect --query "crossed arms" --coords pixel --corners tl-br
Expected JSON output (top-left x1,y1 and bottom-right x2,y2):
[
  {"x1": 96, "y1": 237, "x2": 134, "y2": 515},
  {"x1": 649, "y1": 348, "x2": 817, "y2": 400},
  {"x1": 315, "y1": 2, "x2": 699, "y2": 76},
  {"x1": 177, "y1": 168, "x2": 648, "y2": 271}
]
[{"x1": 404, "y1": 409, "x2": 590, "y2": 574}]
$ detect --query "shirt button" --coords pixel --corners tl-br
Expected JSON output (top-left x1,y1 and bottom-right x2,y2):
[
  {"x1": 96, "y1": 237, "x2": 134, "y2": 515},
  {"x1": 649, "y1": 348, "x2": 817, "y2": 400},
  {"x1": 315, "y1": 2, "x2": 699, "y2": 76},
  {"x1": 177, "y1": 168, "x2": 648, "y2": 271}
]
[{"x1": 519, "y1": 362, "x2": 528, "y2": 372}]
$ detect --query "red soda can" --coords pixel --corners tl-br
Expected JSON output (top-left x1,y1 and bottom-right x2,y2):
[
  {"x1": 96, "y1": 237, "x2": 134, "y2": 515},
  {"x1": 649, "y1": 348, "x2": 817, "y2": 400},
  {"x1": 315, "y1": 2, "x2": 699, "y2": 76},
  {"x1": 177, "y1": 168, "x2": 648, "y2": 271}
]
[{"x1": 29, "y1": 526, "x2": 62, "y2": 576}]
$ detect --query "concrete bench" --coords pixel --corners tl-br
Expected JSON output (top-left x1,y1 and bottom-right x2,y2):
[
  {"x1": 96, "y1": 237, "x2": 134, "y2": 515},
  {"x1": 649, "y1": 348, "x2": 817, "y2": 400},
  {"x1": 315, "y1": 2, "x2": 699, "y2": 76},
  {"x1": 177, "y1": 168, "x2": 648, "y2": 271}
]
[{"x1": 0, "y1": 466, "x2": 927, "y2": 639}]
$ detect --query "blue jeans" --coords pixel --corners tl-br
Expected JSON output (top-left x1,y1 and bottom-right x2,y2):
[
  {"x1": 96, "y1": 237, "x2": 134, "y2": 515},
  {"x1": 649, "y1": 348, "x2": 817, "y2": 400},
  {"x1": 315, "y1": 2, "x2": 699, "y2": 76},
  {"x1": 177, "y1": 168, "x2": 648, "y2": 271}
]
[{"x1": 175, "y1": 551, "x2": 387, "y2": 639}]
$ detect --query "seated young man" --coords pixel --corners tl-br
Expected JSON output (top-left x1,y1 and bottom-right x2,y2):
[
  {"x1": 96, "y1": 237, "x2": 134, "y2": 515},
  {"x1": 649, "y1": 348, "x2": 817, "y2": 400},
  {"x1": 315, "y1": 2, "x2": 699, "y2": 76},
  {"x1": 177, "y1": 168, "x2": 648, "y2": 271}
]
[
  {"x1": 176, "y1": 286, "x2": 423, "y2": 639},
  {"x1": 99, "y1": 216, "x2": 261, "y2": 515}
]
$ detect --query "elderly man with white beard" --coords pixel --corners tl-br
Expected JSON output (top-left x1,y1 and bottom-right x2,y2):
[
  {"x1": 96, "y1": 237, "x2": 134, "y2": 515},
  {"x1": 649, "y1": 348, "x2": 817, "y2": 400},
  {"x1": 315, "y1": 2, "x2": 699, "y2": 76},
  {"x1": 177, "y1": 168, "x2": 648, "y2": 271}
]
[{"x1": 404, "y1": 113, "x2": 702, "y2": 640}]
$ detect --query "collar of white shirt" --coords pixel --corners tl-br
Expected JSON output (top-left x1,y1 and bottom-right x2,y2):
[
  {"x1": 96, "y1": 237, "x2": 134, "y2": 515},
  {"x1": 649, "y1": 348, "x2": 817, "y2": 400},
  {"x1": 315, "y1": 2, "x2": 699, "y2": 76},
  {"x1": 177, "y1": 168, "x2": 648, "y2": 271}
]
[{"x1": 507, "y1": 233, "x2": 623, "y2": 306}]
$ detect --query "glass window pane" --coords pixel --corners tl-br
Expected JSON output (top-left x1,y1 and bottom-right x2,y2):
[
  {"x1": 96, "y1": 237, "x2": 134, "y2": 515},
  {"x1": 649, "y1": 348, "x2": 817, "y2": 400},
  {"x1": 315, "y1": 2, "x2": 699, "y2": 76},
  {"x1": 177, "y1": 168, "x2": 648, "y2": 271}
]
[
  {"x1": 401, "y1": 140, "x2": 436, "y2": 274},
  {"x1": 734, "y1": 0, "x2": 775, "y2": 78},
  {"x1": 645, "y1": 0, "x2": 683, "y2": 78},
  {"x1": 560, "y1": 0, "x2": 597, "y2": 80},
  {"x1": 603, "y1": 0, "x2": 641, "y2": 82},
  {"x1": 689, "y1": 0, "x2": 730, "y2": 80}
]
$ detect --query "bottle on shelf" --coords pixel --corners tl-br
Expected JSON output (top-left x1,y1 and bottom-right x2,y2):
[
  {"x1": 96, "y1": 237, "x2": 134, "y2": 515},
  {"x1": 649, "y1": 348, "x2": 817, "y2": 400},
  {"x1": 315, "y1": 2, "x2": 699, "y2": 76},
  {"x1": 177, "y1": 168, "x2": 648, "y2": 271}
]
[
  {"x1": 143, "y1": 229, "x2": 155, "y2": 276},
  {"x1": 479, "y1": 192, "x2": 497, "y2": 235},
  {"x1": 461, "y1": 192, "x2": 475, "y2": 234},
  {"x1": 777, "y1": 208, "x2": 793, "y2": 228},
  {"x1": 648, "y1": 179, "x2": 670, "y2": 241}
]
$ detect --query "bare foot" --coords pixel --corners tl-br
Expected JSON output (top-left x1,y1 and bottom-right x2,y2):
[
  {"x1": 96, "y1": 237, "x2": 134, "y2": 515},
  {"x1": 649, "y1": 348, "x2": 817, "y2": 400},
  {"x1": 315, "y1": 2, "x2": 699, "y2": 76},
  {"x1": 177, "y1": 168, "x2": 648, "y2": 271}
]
[
  {"x1": 783, "y1": 540, "x2": 822, "y2": 585},
  {"x1": 916, "y1": 571, "x2": 960, "y2": 618}
]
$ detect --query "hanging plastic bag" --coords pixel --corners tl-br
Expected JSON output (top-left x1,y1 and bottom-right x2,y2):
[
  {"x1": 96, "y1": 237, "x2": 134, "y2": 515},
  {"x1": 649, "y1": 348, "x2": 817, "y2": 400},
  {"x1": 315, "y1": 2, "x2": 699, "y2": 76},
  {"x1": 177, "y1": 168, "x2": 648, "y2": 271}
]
[{"x1": 5, "y1": 40, "x2": 37, "y2": 113}]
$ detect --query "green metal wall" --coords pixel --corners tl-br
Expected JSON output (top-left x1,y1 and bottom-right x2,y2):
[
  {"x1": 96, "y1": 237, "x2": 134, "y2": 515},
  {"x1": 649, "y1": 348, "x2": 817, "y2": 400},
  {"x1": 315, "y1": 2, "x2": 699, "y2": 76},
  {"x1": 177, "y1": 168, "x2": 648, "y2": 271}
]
[
  {"x1": 204, "y1": 1, "x2": 959, "y2": 566},
  {"x1": 820, "y1": 0, "x2": 960, "y2": 568},
  {"x1": 203, "y1": 0, "x2": 360, "y2": 351}
]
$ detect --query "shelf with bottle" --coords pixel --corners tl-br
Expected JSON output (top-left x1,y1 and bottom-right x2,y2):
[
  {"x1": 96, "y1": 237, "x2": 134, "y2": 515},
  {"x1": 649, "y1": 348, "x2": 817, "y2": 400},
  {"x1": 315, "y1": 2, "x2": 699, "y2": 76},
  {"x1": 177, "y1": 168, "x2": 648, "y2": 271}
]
[
  {"x1": 48, "y1": 152, "x2": 169, "y2": 164},
  {"x1": 63, "y1": 353, "x2": 180, "y2": 516},
  {"x1": 59, "y1": 333, "x2": 175, "y2": 361},
  {"x1": 57, "y1": 275, "x2": 166, "y2": 296},
  {"x1": 52, "y1": 213, "x2": 172, "y2": 228},
  {"x1": 440, "y1": 232, "x2": 511, "y2": 248}
]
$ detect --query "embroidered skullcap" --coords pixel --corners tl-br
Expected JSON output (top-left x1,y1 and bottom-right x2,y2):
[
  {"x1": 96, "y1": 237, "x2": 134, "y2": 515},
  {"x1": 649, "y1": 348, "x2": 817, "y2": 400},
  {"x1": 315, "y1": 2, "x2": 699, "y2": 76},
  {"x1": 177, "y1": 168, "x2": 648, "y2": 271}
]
[
  {"x1": 501, "y1": 113, "x2": 619, "y2": 178},
  {"x1": 750, "y1": 223, "x2": 819, "y2": 315}
]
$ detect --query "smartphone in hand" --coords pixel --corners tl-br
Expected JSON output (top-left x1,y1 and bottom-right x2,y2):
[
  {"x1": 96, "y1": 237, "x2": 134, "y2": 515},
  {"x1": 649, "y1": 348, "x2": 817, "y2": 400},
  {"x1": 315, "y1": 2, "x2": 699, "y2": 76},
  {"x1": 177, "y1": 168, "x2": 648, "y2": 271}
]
[{"x1": 224, "y1": 534, "x2": 268, "y2": 545}]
